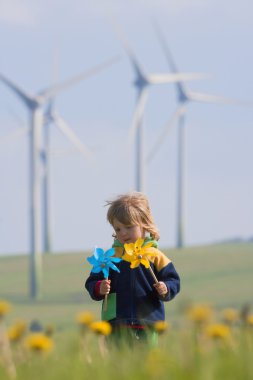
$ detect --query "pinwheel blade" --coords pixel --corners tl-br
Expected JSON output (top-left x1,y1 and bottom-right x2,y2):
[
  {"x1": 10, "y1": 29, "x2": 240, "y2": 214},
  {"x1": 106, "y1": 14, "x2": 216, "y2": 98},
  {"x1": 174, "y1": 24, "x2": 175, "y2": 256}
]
[
  {"x1": 105, "y1": 247, "x2": 115, "y2": 258},
  {"x1": 92, "y1": 266, "x2": 103, "y2": 274},
  {"x1": 87, "y1": 256, "x2": 96, "y2": 265},
  {"x1": 95, "y1": 247, "x2": 105, "y2": 260},
  {"x1": 102, "y1": 267, "x2": 109, "y2": 279},
  {"x1": 109, "y1": 262, "x2": 120, "y2": 273},
  {"x1": 111, "y1": 257, "x2": 122, "y2": 263}
]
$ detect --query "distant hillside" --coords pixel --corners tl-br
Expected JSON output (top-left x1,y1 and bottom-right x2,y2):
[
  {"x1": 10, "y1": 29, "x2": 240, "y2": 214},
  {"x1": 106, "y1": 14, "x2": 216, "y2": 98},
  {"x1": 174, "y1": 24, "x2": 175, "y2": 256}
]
[{"x1": 0, "y1": 243, "x2": 252, "y2": 328}]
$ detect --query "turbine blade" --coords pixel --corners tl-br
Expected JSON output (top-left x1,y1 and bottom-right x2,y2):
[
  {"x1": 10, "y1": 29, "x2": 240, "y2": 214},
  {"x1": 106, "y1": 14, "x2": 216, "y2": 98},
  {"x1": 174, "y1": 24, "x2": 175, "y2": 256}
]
[
  {"x1": 0, "y1": 126, "x2": 30, "y2": 147},
  {"x1": 51, "y1": 113, "x2": 92, "y2": 159},
  {"x1": 153, "y1": 20, "x2": 179, "y2": 73},
  {"x1": 148, "y1": 73, "x2": 210, "y2": 84},
  {"x1": 128, "y1": 88, "x2": 149, "y2": 144},
  {"x1": 152, "y1": 21, "x2": 189, "y2": 97},
  {"x1": 147, "y1": 105, "x2": 185, "y2": 162},
  {"x1": 106, "y1": 12, "x2": 148, "y2": 85},
  {"x1": 0, "y1": 73, "x2": 33, "y2": 107},
  {"x1": 39, "y1": 56, "x2": 121, "y2": 101},
  {"x1": 188, "y1": 91, "x2": 253, "y2": 106}
]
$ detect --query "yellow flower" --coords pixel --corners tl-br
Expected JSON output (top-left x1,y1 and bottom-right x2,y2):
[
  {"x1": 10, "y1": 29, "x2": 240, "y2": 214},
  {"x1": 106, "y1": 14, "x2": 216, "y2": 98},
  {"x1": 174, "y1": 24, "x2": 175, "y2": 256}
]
[
  {"x1": 186, "y1": 304, "x2": 213, "y2": 323},
  {"x1": 7, "y1": 320, "x2": 27, "y2": 342},
  {"x1": 76, "y1": 311, "x2": 95, "y2": 326},
  {"x1": 222, "y1": 308, "x2": 239, "y2": 324},
  {"x1": 25, "y1": 333, "x2": 54, "y2": 353},
  {"x1": 153, "y1": 320, "x2": 170, "y2": 334},
  {"x1": 205, "y1": 323, "x2": 231, "y2": 340},
  {"x1": 0, "y1": 300, "x2": 12, "y2": 318},
  {"x1": 89, "y1": 321, "x2": 112, "y2": 336},
  {"x1": 247, "y1": 314, "x2": 253, "y2": 326},
  {"x1": 123, "y1": 238, "x2": 157, "y2": 269}
]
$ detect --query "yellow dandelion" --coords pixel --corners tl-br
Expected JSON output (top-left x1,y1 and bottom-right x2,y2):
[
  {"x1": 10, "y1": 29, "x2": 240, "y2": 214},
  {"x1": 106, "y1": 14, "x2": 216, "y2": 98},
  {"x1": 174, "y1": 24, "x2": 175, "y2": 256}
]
[
  {"x1": 205, "y1": 323, "x2": 231, "y2": 340},
  {"x1": 0, "y1": 300, "x2": 12, "y2": 318},
  {"x1": 76, "y1": 311, "x2": 95, "y2": 326},
  {"x1": 153, "y1": 320, "x2": 170, "y2": 334},
  {"x1": 222, "y1": 308, "x2": 239, "y2": 324},
  {"x1": 186, "y1": 304, "x2": 213, "y2": 323},
  {"x1": 25, "y1": 333, "x2": 54, "y2": 353},
  {"x1": 247, "y1": 314, "x2": 253, "y2": 326},
  {"x1": 89, "y1": 321, "x2": 112, "y2": 336},
  {"x1": 7, "y1": 320, "x2": 27, "y2": 342}
]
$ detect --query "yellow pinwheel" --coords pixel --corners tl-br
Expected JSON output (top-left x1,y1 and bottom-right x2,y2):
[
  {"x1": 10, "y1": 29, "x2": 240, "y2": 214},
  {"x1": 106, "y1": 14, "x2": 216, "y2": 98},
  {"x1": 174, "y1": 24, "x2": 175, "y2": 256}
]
[{"x1": 123, "y1": 238, "x2": 157, "y2": 269}]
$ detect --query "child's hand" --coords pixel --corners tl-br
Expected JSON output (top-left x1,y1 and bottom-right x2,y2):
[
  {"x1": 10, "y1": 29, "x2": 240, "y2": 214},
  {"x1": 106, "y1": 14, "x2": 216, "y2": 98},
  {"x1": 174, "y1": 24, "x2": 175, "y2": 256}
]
[
  {"x1": 153, "y1": 281, "x2": 168, "y2": 296},
  {"x1": 99, "y1": 279, "x2": 111, "y2": 296}
]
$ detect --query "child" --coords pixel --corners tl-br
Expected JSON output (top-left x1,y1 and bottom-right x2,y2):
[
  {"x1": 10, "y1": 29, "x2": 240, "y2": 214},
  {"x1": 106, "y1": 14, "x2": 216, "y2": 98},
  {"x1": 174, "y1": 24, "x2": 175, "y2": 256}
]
[{"x1": 85, "y1": 192, "x2": 180, "y2": 340}]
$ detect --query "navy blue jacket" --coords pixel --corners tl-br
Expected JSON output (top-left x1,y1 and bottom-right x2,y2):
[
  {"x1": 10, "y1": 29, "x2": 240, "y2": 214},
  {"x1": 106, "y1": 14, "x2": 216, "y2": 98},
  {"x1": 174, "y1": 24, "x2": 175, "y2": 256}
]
[{"x1": 85, "y1": 246, "x2": 180, "y2": 326}]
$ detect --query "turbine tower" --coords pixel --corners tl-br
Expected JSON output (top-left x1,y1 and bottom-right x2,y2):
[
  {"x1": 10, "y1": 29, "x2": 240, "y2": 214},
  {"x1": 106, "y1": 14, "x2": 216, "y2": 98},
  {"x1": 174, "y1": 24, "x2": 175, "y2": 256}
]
[
  {"x1": 149, "y1": 24, "x2": 251, "y2": 248},
  {"x1": 109, "y1": 19, "x2": 207, "y2": 192},
  {"x1": 0, "y1": 55, "x2": 119, "y2": 299}
]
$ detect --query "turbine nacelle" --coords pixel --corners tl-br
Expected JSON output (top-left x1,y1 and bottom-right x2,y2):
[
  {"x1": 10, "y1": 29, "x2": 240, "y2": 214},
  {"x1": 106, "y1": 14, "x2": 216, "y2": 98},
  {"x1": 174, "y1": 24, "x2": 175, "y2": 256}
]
[
  {"x1": 27, "y1": 96, "x2": 45, "y2": 110},
  {"x1": 133, "y1": 74, "x2": 149, "y2": 90}
]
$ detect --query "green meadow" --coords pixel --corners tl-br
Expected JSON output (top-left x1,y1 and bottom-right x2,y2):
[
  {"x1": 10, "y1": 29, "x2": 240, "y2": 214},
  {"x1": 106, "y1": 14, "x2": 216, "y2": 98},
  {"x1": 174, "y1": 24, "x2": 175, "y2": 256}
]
[
  {"x1": 1, "y1": 243, "x2": 253, "y2": 380},
  {"x1": 0, "y1": 242, "x2": 252, "y2": 328}
]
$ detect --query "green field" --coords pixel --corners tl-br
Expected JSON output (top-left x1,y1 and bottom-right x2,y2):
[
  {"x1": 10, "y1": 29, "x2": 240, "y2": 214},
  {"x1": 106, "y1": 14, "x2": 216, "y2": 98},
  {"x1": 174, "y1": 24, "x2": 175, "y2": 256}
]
[{"x1": 0, "y1": 243, "x2": 252, "y2": 329}]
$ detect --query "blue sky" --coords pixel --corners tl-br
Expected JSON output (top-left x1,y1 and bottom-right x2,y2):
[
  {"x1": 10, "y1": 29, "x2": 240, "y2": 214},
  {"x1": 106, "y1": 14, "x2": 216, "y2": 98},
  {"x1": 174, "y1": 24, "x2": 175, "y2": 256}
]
[{"x1": 0, "y1": 0, "x2": 252, "y2": 255}]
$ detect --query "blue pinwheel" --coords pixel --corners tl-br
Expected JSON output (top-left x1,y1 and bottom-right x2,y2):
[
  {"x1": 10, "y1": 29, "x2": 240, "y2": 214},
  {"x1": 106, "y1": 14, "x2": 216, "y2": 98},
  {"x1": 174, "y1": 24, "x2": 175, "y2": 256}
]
[{"x1": 87, "y1": 247, "x2": 121, "y2": 278}]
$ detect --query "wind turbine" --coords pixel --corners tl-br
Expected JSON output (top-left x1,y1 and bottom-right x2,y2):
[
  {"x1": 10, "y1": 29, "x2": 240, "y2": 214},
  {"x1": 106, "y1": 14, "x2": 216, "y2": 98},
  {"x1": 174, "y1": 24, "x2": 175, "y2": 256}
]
[
  {"x1": 0, "y1": 55, "x2": 119, "y2": 299},
  {"x1": 0, "y1": 101, "x2": 92, "y2": 255},
  {"x1": 41, "y1": 99, "x2": 93, "y2": 254},
  {"x1": 148, "y1": 24, "x2": 252, "y2": 248},
  {"x1": 109, "y1": 19, "x2": 208, "y2": 192}
]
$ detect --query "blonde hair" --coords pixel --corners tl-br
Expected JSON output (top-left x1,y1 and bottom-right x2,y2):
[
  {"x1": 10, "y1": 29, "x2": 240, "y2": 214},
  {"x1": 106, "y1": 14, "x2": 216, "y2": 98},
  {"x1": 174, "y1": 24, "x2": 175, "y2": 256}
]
[{"x1": 105, "y1": 192, "x2": 160, "y2": 241}]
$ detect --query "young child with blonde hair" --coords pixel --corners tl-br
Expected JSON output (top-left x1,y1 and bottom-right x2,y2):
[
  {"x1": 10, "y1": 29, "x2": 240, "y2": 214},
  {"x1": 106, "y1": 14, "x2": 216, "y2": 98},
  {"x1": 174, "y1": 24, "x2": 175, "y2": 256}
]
[{"x1": 85, "y1": 191, "x2": 180, "y2": 340}]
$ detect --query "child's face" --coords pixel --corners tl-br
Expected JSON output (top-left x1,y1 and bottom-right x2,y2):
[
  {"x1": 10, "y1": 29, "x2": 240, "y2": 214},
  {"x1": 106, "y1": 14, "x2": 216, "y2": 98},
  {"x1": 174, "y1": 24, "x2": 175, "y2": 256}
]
[{"x1": 112, "y1": 219, "x2": 145, "y2": 245}]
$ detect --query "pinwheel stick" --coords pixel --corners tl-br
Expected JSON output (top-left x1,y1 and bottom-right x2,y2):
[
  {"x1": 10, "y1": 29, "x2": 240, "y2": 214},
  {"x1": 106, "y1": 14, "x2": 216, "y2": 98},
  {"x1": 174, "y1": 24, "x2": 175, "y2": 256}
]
[
  {"x1": 148, "y1": 265, "x2": 159, "y2": 284},
  {"x1": 148, "y1": 264, "x2": 166, "y2": 298},
  {"x1": 103, "y1": 280, "x2": 108, "y2": 312},
  {"x1": 103, "y1": 296, "x2": 108, "y2": 312}
]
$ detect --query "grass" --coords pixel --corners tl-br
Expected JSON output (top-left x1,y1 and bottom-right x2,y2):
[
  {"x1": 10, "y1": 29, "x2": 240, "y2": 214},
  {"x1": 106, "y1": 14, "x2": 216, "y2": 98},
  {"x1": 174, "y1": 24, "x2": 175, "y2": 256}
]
[
  {"x1": 0, "y1": 242, "x2": 252, "y2": 328},
  {"x1": 0, "y1": 243, "x2": 253, "y2": 380},
  {"x1": 1, "y1": 319, "x2": 253, "y2": 380}
]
